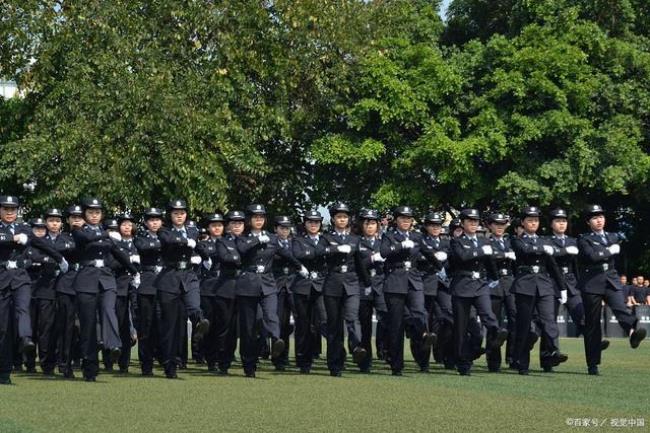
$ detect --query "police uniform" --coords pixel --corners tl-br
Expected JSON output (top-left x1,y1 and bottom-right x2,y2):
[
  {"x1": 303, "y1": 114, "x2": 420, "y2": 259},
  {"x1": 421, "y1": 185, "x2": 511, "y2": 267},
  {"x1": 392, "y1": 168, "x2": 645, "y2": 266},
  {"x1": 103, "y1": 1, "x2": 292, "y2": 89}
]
[
  {"x1": 449, "y1": 209, "x2": 507, "y2": 375},
  {"x1": 23, "y1": 218, "x2": 66, "y2": 374},
  {"x1": 510, "y1": 206, "x2": 567, "y2": 375},
  {"x1": 413, "y1": 211, "x2": 449, "y2": 371},
  {"x1": 485, "y1": 213, "x2": 517, "y2": 371},
  {"x1": 211, "y1": 210, "x2": 245, "y2": 374},
  {"x1": 53, "y1": 206, "x2": 81, "y2": 378},
  {"x1": 195, "y1": 213, "x2": 224, "y2": 371},
  {"x1": 72, "y1": 198, "x2": 137, "y2": 381},
  {"x1": 578, "y1": 205, "x2": 646, "y2": 375},
  {"x1": 0, "y1": 196, "x2": 65, "y2": 384},
  {"x1": 356, "y1": 209, "x2": 388, "y2": 373},
  {"x1": 539, "y1": 208, "x2": 590, "y2": 371},
  {"x1": 155, "y1": 199, "x2": 209, "y2": 379},
  {"x1": 291, "y1": 210, "x2": 328, "y2": 374},
  {"x1": 380, "y1": 206, "x2": 435, "y2": 376},
  {"x1": 133, "y1": 207, "x2": 164, "y2": 376},
  {"x1": 235, "y1": 204, "x2": 305, "y2": 377},
  {"x1": 271, "y1": 215, "x2": 297, "y2": 370},
  {"x1": 104, "y1": 213, "x2": 139, "y2": 373},
  {"x1": 321, "y1": 203, "x2": 366, "y2": 376}
]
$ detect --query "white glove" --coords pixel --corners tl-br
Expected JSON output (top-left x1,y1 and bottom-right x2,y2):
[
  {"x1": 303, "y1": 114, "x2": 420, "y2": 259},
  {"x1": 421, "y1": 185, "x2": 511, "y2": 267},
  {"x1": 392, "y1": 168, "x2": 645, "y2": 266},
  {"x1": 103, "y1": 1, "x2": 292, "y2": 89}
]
[
  {"x1": 299, "y1": 266, "x2": 309, "y2": 278},
  {"x1": 337, "y1": 244, "x2": 352, "y2": 254},
  {"x1": 132, "y1": 273, "x2": 141, "y2": 289},
  {"x1": 58, "y1": 257, "x2": 69, "y2": 273},
  {"x1": 130, "y1": 254, "x2": 141, "y2": 264},
  {"x1": 108, "y1": 231, "x2": 122, "y2": 241},
  {"x1": 565, "y1": 246, "x2": 579, "y2": 255},
  {"x1": 505, "y1": 251, "x2": 517, "y2": 260},
  {"x1": 13, "y1": 233, "x2": 28, "y2": 245},
  {"x1": 202, "y1": 258, "x2": 212, "y2": 270},
  {"x1": 608, "y1": 244, "x2": 620, "y2": 255},
  {"x1": 542, "y1": 245, "x2": 554, "y2": 256},
  {"x1": 560, "y1": 290, "x2": 568, "y2": 305},
  {"x1": 258, "y1": 234, "x2": 270, "y2": 244},
  {"x1": 434, "y1": 251, "x2": 448, "y2": 262},
  {"x1": 364, "y1": 286, "x2": 372, "y2": 296},
  {"x1": 481, "y1": 245, "x2": 493, "y2": 255},
  {"x1": 371, "y1": 252, "x2": 385, "y2": 263},
  {"x1": 401, "y1": 239, "x2": 415, "y2": 249},
  {"x1": 190, "y1": 255, "x2": 202, "y2": 265},
  {"x1": 186, "y1": 238, "x2": 196, "y2": 249}
]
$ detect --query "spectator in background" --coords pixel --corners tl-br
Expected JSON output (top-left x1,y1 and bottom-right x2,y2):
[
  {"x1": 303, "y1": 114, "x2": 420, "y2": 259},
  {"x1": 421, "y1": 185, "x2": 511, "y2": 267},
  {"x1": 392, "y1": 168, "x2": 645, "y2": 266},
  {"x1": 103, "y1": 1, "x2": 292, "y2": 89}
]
[
  {"x1": 631, "y1": 276, "x2": 647, "y2": 305},
  {"x1": 621, "y1": 275, "x2": 634, "y2": 307},
  {"x1": 644, "y1": 278, "x2": 650, "y2": 305}
]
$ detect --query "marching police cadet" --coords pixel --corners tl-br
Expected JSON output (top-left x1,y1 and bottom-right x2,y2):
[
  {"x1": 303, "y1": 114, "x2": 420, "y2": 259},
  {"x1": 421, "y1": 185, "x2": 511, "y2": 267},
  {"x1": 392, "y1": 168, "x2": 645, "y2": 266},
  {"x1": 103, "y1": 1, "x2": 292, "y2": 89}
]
[
  {"x1": 290, "y1": 210, "x2": 328, "y2": 374},
  {"x1": 156, "y1": 199, "x2": 209, "y2": 379},
  {"x1": 449, "y1": 209, "x2": 508, "y2": 376},
  {"x1": 540, "y1": 208, "x2": 597, "y2": 372},
  {"x1": 72, "y1": 197, "x2": 138, "y2": 381},
  {"x1": 485, "y1": 212, "x2": 517, "y2": 371},
  {"x1": 415, "y1": 211, "x2": 450, "y2": 372},
  {"x1": 235, "y1": 204, "x2": 308, "y2": 378},
  {"x1": 0, "y1": 195, "x2": 68, "y2": 384},
  {"x1": 510, "y1": 206, "x2": 568, "y2": 375},
  {"x1": 578, "y1": 205, "x2": 646, "y2": 375},
  {"x1": 24, "y1": 217, "x2": 67, "y2": 375},
  {"x1": 133, "y1": 207, "x2": 164, "y2": 376},
  {"x1": 104, "y1": 212, "x2": 140, "y2": 373},
  {"x1": 356, "y1": 209, "x2": 388, "y2": 373},
  {"x1": 211, "y1": 210, "x2": 245, "y2": 375},
  {"x1": 54, "y1": 205, "x2": 83, "y2": 378},
  {"x1": 320, "y1": 202, "x2": 368, "y2": 377},
  {"x1": 271, "y1": 215, "x2": 297, "y2": 371},
  {"x1": 195, "y1": 212, "x2": 224, "y2": 372},
  {"x1": 380, "y1": 206, "x2": 436, "y2": 376}
]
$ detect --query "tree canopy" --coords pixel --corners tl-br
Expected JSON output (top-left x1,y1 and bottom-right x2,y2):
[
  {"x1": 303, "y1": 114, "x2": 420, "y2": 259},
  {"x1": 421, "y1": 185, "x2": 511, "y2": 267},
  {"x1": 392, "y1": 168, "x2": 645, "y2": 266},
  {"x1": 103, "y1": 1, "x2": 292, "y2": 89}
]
[{"x1": 1, "y1": 0, "x2": 649, "y2": 271}]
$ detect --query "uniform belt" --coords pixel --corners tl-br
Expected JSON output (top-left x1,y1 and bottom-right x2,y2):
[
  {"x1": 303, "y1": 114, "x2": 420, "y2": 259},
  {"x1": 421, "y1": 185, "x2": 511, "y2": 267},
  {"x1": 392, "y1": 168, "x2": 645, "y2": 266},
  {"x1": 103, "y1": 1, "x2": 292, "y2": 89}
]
[
  {"x1": 140, "y1": 265, "x2": 162, "y2": 272},
  {"x1": 498, "y1": 268, "x2": 512, "y2": 276},
  {"x1": 586, "y1": 263, "x2": 611, "y2": 273},
  {"x1": 329, "y1": 265, "x2": 354, "y2": 273},
  {"x1": 81, "y1": 259, "x2": 107, "y2": 268},
  {"x1": 244, "y1": 266, "x2": 270, "y2": 274},
  {"x1": 517, "y1": 265, "x2": 548, "y2": 275},
  {"x1": 455, "y1": 270, "x2": 483, "y2": 280},
  {"x1": 164, "y1": 261, "x2": 189, "y2": 270},
  {"x1": 0, "y1": 260, "x2": 27, "y2": 270},
  {"x1": 387, "y1": 261, "x2": 413, "y2": 272},
  {"x1": 561, "y1": 266, "x2": 570, "y2": 275},
  {"x1": 272, "y1": 267, "x2": 292, "y2": 276},
  {"x1": 220, "y1": 268, "x2": 241, "y2": 277},
  {"x1": 70, "y1": 263, "x2": 81, "y2": 272}
]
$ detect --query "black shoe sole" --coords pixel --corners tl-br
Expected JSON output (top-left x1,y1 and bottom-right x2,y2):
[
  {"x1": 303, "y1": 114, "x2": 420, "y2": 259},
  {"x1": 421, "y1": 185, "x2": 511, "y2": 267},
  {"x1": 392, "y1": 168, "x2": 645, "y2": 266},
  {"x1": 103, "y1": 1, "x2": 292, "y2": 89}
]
[
  {"x1": 352, "y1": 347, "x2": 367, "y2": 364},
  {"x1": 271, "y1": 339, "x2": 286, "y2": 359},
  {"x1": 630, "y1": 328, "x2": 646, "y2": 349}
]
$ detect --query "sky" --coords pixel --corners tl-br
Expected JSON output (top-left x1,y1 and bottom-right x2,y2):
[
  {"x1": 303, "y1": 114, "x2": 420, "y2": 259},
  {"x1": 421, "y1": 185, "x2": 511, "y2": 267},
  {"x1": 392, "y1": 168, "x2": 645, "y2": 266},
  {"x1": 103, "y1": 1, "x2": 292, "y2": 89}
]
[{"x1": 440, "y1": 0, "x2": 451, "y2": 19}]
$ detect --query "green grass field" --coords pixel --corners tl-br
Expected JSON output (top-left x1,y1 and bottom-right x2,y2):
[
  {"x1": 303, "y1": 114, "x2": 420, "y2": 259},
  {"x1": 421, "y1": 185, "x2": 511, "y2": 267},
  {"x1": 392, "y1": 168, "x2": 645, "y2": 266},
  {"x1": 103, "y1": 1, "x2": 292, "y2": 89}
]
[{"x1": 0, "y1": 338, "x2": 648, "y2": 433}]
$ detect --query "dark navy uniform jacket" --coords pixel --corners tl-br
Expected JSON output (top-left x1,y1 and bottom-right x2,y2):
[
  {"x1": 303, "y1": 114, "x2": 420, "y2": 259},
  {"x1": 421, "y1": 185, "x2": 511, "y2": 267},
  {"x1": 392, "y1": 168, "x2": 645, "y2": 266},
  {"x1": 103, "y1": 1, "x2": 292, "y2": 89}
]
[
  {"x1": 449, "y1": 234, "x2": 497, "y2": 298},
  {"x1": 548, "y1": 234, "x2": 580, "y2": 297},
  {"x1": 272, "y1": 237, "x2": 297, "y2": 293},
  {"x1": 197, "y1": 237, "x2": 221, "y2": 297},
  {"x1": 291, "y1": 234, "x2": 328, "y2": 296},
  {"x1": 1, "y1": 222, "x2": 63, "y2": 292},
  {"x1": 112, "y1": 238, "x2": 138, "y2": 297},
  {"x1": 236, "y1": 231, "x2": 302, "y2": 297},
  {"x1": 510, "y1": 234, "x2": 565, "y2": 297},
  {"x1": 418, "y1": 235, "x2": 450, "y2": 296},
  {"x1": 213, "y1": 234, "x2": 241, "y2": 299},
  {"x1": 51, "y1": 232, "x2": 78, "y2": 296},
  {"x1": 577, "y1": 231, "x2": 623, "y2": 295},
  {"x1": 322, "y1": 231, "x2": 363, "y2": 297},
  {"x1": 156, "y1": 225, "x2": 202, "y2": 294},
  {"x1": 489, "y1": 236, "x2": 515, "y2": 297},
  {"x1": 380, "y1": 230, "x2": 425, "y2": 294},
  {"x1": 357, "y1": 235, "x2": 384, "y2": 301},
  {"x1": 72, "y1": 224, "x2": 135, "y2": 294},
  {"x1": 134, "y1": 230, "x2": 162, "y2": 296}
]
